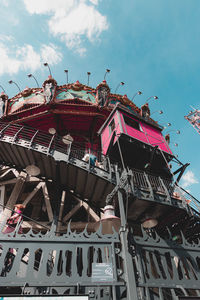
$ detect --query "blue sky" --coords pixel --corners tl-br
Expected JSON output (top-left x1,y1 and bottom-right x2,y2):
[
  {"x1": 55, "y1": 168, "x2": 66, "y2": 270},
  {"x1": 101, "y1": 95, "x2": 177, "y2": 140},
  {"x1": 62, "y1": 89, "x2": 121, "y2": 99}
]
[{"x1": 0, "y1": 0, "x2": 200, "y2": 199}]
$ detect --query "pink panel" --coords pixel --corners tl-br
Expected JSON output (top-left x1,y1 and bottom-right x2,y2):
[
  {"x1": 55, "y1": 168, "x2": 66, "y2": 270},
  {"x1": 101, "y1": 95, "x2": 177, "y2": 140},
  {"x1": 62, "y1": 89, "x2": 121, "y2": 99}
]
[
  {"x1": 101, "y1": 111, "x2": 127, "y2": 155},
  {"x1": 101, "y1": 126, "x2": 111, "y2": 155},
  {"x1": 141, "y1": 123, "x2": 173, "y2": 154},
  {"x1": 119, "y1": 112, "x2": 126, "y2": 133},
  {"x1": 121, "y1": 112, "x2": 173, "y2": 155},
  {"x1": 122, "y1": 113, "x2": 148, "y2": 143},
  {"x1": 101, "y1": 112, "x2": 121, "y2": 155},
  {"x1": 126, "y1": 125, "x2": 148, "y2": 143},
  {"x1": 114, "y1": 112, "x2": 122, "y2": 136},
  {"x1": 113, "y1": 112, "x2": 123, "y2": 145},
  {"x1": 101, "y1": 110, "x2": 173, "y2": 156}
]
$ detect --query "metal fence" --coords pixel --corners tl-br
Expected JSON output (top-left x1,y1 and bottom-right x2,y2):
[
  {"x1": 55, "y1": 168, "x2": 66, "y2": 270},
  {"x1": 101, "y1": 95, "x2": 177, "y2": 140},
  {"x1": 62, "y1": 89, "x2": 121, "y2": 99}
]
[
  {"x1": 129, "y1": 226, "x2": 200, "y2": 299},
  {"x1": 0, "y1": 223, "x2": 125, "y2": 298}
]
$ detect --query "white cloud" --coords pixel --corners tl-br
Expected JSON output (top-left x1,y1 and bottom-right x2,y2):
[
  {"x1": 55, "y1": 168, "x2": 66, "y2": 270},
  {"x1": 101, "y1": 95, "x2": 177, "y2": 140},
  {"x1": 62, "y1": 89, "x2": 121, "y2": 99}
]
[
  {"x1": 16, "y1": 45, "x2": 41, "y2": 72},
  {"x1": 76, "y1": 47, "x2": 87, "y2": 57},
  {"x1": 23, "y1": 0, "x2": 74, "y2": 15},
  {"x1": 41, "y1": 44, "x2": 63, "y2": 65},
  {"x1": 23, "y1": 0, "x2": 108, "y2": 55},
  {"x1": 0, "y1": 43, "x2": 21, "y2": 75},
  {"x1": 0, "y1": 41, "x2": 62, "y2": 75},
  {"x1": 0, "y1": 35, "x2": 14, "y2": 42},
  {"x1": 181, "y1": 170, "x2": 199, "y2": 188}
]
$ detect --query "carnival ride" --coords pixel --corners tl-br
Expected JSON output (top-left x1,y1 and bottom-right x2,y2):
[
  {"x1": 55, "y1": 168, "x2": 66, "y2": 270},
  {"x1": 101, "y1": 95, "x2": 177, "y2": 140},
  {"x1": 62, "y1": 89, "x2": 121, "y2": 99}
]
[{"x1": 0, "y1": 74, "x2": 199, "y2": 299}]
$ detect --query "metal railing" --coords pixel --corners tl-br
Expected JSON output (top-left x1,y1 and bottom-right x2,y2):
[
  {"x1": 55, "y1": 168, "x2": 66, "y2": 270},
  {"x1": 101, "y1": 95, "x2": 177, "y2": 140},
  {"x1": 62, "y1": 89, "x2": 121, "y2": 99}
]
[
  {"x1": 172, "y1": 184, "x2": 200, "y2": 216},
  {"x1": 132, "y1": 169, "x2": 172, "y2": 194},
  {"x1": 69, "y1": 144, "x2": 111, "y2": 172},
  {"x1": 132, "y1": 169, "x2": 149, "y2": 189},
  {"x1": 130, "y1": 168, "x2": 200, "y2": 214},
  {"x1": 0, "y1": 121, "x2": 111, "y2": 173}
]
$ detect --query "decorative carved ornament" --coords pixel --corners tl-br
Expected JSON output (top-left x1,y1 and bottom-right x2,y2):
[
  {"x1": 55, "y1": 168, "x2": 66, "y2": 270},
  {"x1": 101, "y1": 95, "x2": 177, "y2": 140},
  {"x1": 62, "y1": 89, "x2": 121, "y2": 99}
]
[
  {"x1": 0, "y1": 92, "x2": 8, "y2": 102},
  {"x1": 42, "y1": 76, "x2": 57, "y2": 88},
  {"x1": 69, "y1": 80, "x2": 84, "y2": 91},
  {"x1": 96, "y1": 80, "x2": 110, "y2": 93},
  {"x1": 21, "y1": 87, "x2": 32, "y2": 98}
]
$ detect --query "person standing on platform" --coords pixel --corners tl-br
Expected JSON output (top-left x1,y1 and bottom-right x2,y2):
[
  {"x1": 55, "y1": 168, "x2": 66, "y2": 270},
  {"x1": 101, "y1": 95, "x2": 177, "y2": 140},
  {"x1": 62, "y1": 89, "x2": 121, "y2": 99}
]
[{"x1": 83, "y1": 153, "x2": 99, "y2": 168}]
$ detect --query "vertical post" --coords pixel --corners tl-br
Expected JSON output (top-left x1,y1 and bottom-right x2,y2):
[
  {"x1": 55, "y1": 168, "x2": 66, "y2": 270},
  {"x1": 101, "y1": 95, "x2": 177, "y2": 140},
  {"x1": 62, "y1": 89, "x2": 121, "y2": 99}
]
[
  {"x1": 107, "y1": 155, "x2": 111, "y2": 176},
  {"x1": 159, "y1": 177, "x2": 171, "y2": 203},
  {"x1": 88, "y1": 147, "x2": 91, "y2": 170},
  {"x1": 2, "y1": 172, "x2": 27, "y2": 221},
  {"x1": 116, "y1": 169, "x2": 138, "y2": 300},
  {"x1": 54, "y1": 163, "x2": 62, "y2": 225},
  {"x1": 57, "y1": 190, "x2": 66, "y2": 233},
  {"x1": 144, "y1": 172, "x2": 154, "y2": 199},
  {"x1": 116, "y1": 110, "x2": 124, "y2": 133},
  {"x1": 116, "y1": 137, "x2": 125, "y2": 171},
  {"x1": 68, "y1": 141, "x2": 72, "y2": 157}
]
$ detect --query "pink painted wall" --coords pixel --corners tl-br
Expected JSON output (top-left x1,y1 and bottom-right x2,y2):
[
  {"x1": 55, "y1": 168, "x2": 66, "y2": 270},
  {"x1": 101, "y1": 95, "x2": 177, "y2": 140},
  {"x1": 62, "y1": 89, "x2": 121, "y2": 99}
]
[
  {"x1": 120, "y1": 111, "x2": 173, "y2": 154},
  {"x1": 121, "y1": 112, "x2": 148, "y2": 144},
  {"x1": 141, "y1": 122, "x2": 172, "y2": 154},
  {"x1": 101, "y1": 112, "x2": 121, "y2": 155},
  {"x1": 101, "y1": 111, "x2": 173, "y2": 155},
  {"x1": 119, "y1": 112, "x2": 126, "y2": 133},
  {"x1": 101, "y1": 125, "x2": 110, "y2": 155}
]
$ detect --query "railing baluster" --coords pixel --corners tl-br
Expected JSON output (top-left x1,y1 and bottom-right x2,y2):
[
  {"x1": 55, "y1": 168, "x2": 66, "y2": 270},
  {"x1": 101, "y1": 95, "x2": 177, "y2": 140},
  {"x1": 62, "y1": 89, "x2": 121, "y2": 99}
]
[
  {"x1": 159, "y1": 177, "x2": 171, "y2": 203},
  {"x1": 0, "y1": 123, "x2": 10, "y2": 138},
  {"x1": 107, "y1": 155, "x2": 111, "y2": 176},
  {"x1": 12, "y1": 126, "x2": 24, "y2": 144},
  {"x1": 47, "y1": 134, "x2": 55, "y2": 155},
  {"x1": 144, "y1": 172, "x2": 154, "y2": 199},
  {"x1": 29, "y1": 130, "x2": 39, "y2": 149}
]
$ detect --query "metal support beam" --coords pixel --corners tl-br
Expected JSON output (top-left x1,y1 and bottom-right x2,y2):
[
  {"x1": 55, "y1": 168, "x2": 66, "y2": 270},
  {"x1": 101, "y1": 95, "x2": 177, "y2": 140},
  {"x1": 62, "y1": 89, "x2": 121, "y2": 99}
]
[
  {"x1": 63, "y1": 202, "x2": 82, "y2": 222},
  {"x1": 144, "y1": 146, "x2": 158, "y2": 171},
  {"x1": 57, "y1": 190, "x2": 66, "y2": 233},
  {"x1": 2, "y1": 172, "x2": 27, "y2": 221},
  {"x1": 116, "y1": 169, "x2": 139, "y2": 300},
  {"x1": 175, "y1": 163, "x2": 190, "y2": 184},
  {"x1": 159, "y1": 177, "x2": 171, "y2": 202},
  {"x1": 22, "y1": 182, "x2": 43, "y2": 206},
  {"x1": 42, "y1": 183, "x2": 54, "y2": 221},
  {"x1": 144, "y1": 172, "x2": 154, "y2": 199},
  {"x1": 118, "y1": 190, "x2": 139, "y2": 300}
]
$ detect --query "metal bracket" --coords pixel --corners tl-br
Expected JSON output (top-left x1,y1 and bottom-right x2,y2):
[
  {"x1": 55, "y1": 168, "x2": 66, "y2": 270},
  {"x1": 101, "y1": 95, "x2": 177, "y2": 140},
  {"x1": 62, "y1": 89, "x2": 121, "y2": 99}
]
[
  {"x1": 106, "y1": 171, "x2": 131, "y2": 205},
  {"x1": 159, "y1": 176, "x2": 171, "y2": 203}
]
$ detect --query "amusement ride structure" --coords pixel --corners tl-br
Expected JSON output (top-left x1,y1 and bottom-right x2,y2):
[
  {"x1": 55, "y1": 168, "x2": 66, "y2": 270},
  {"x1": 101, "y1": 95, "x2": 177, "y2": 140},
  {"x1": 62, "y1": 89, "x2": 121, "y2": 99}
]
[
  {"x1": 0, "y1": 68, "x2": 200, "y2": 299},
  {"x1": 185, "y1": 108, "x2": 200, "y2": 136}
]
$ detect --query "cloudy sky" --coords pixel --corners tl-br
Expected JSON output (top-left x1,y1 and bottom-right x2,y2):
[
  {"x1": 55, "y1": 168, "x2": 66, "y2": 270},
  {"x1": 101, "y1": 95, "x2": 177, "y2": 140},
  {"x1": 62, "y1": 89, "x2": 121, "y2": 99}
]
[{"x1": 0, "y1": 0, "x2": 199, "y2": 199}]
